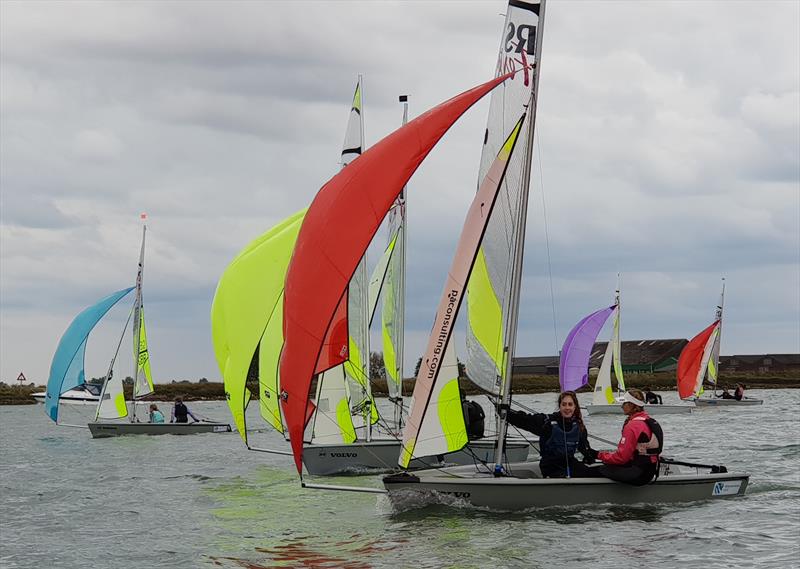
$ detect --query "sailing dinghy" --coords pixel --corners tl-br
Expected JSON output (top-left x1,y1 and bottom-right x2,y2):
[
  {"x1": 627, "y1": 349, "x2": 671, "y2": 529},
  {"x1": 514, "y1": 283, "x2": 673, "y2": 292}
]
[
  {"x1": 678, "y1": 280, "x2": 762, "y2": 407},
  {"x1": 45, "y1": 222, "x2": 231, "y2": 437},
  {"x1": 381, "y1": 0, "x2": 748, "y2": 509},
  {"x1": 212, "y1": 80, "x2": 528, "y2": 475},
  {"x1": 573, "y1": 286, "x2": 693, "y2": 415}
]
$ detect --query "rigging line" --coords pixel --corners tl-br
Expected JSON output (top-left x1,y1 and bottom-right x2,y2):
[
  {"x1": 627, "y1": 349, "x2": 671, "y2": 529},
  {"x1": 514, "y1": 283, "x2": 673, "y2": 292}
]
[{"x1": 535, "y1": 134, "x2": 559, "y2": 356}]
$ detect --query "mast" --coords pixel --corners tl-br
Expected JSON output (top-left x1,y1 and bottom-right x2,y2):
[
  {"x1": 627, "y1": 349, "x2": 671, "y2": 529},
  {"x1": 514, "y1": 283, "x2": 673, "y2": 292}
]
[
  {"x1": 710, "y1": 277, "x2": 725, "y2": 393},
  {"x1": 492, "y1": 0, "x2": 546, "y2": 475},
  {"x1": 613, "y1": 272, "x2": 624, "y2": 396},
  {"x1": 130, "y1": 221, "x2": 146, "y2": 422},
  {"x1": 358, "y1": 74, "x2": 373, "y2": 443},
  {"x1": 395, "y1": 94, "x2": 409, "y2": 430}
]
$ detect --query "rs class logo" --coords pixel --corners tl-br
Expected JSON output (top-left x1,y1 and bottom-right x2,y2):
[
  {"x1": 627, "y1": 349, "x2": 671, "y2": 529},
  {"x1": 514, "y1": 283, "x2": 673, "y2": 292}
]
[{"x1": 504, "y1": 23, "x2": 537, "y2": 56}]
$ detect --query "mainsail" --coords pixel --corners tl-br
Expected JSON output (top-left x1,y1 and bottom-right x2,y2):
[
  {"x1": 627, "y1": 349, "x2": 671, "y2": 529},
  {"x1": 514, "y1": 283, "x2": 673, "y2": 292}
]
[
  {"x1": 381, "y1": 96, "x2": 409, "y2": 406},
  {"x1": 280, "y1": 73, "x2": 515, "y2": 474},
  {"x1": 45, "y1": 287, "x2": 135, "y2": 422},
  {"x1": 465, "y1": 0, "x2": 543, "y2": 395},
  {"x1": 132, "y1": 225, "x2": 155, "y2": 400},
  {"x1": 400, "y1": 116, "x2": 526, "y2": 468}
]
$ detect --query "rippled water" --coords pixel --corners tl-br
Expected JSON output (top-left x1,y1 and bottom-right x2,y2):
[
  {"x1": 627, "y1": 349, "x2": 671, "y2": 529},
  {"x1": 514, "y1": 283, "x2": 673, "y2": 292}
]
[{"x1": 1, "y1": 389, "x2": 798, "y2": 568}]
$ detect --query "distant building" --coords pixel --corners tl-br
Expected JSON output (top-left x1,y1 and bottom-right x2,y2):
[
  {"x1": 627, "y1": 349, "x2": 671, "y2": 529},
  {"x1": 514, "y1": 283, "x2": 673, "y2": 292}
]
[
  {"x1": 719, "y1": 354, "x2": 800, "y2": 374},
  {"x1": 512, "y1": 356, "x2": 560, "y2": 376},
  {"x1": 512, "y1": 339, "x2": 686, "y2": 376},
  {"x1": 590, "y1": 339, "x2": 687, "y2": 373},
  {"x1": 513, "y1": 340, "x2": 799, "y2": 376}
]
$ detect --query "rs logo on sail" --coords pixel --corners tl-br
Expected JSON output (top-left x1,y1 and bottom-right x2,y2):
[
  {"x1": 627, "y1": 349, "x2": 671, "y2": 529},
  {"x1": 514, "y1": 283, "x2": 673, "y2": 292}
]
[{"x1": 504, "y1": 23, "x2": 536, "y2": 55}]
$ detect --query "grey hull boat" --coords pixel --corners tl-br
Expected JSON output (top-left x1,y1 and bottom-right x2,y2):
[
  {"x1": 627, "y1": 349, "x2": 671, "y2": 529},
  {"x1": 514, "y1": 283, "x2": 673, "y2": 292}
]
[
  {"x1": 693, "y1": 397, "x2": 763, "y2": 407},
  {"x1": 383, "y1": 461, "x2": 749, "y2": 510},
  {"x1": 585, "y1": 403, "x2": 694, "y2": 415},
  {"x1": 303, "y1": 438, "x2": 530, "y2": 476},
  {"x1": 88, "y1": 421, "x2": 232, "y2": 438}
]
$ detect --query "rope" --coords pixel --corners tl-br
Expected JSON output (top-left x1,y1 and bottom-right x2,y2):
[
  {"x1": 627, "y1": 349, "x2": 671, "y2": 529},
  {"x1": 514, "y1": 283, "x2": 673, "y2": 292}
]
[{"x1": 535, "y1": 135, "x2": 559, "y2": 356}]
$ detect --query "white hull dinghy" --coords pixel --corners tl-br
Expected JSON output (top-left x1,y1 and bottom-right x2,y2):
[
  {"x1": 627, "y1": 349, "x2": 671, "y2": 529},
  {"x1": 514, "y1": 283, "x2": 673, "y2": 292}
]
[
  {"x1": 693, "y1": 397, "x2": 763, "y2": 407},
  {"x1": 677, "y1": 281, "x2": 760, "y2": 407},
  {"x1": 88, "y1": 421, "x2": 232, "y2": 438},
  {"x1": 44, "y1": 221, "x2": 232, "y2": 437},
  {"x1": 303, "y1": 438, "x2": 530, "y2": 476},
  {"x1": 585, "y1": 403, "x2": 694, "y2": 415},
  {"x1": 383, "y1": 460, "x2": 749, "y2": 510}
]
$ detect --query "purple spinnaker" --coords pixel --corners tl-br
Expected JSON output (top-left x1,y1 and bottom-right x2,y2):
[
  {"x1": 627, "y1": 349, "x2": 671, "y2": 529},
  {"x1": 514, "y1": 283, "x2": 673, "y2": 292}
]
[{"x1": 559, "y1": 306, "x2": 615, "y2": 392}]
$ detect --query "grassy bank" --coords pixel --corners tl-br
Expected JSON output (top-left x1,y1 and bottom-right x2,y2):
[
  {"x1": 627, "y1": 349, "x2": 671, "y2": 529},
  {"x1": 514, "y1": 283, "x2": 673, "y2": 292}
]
[{"x1": 4, "y1": 371, "x2": 799, "y2": 405}]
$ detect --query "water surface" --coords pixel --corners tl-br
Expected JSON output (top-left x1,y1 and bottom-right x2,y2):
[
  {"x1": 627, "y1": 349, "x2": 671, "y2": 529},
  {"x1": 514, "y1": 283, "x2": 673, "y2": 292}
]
[{"x1": 1, "y1": 389, "x2": 798, "y2": 568}]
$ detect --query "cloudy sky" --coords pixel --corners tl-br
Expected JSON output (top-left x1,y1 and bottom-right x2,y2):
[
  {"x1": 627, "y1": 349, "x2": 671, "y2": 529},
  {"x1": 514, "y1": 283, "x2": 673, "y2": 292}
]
[{"x1": 1, "y1": 0, "x2": 798, "y2": 385}]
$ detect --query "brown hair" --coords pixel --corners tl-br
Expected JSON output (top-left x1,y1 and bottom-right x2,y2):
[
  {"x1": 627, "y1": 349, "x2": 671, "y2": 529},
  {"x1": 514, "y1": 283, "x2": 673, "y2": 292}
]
[
  {"x1": 626, "y1": 388, "x2": 646, "y2": 411},
  {"x1": 558, "y1": 390, "x2": 585, "y2": 432}
]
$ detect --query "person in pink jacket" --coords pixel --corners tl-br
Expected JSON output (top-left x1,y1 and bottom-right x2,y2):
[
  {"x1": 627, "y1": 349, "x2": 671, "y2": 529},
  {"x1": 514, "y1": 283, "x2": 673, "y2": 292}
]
[{"x1": 595, "y1": 389, "x2": 663, "y2": 486}]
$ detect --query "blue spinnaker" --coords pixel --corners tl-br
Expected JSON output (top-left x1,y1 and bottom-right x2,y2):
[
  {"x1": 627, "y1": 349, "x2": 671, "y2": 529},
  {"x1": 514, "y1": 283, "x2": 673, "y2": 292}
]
[
  {"x1": 45, "y1": 287, "x2": 135, "y2": 422},
  {"x1": 559, "y1": 305, "x2": 615, "y2": 393}
]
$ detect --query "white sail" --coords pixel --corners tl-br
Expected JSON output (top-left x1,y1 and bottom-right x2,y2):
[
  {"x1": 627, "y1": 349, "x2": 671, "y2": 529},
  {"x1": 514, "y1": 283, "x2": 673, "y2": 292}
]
[
  {"x1": 592, "y1": 323, "x2": 616, "y2": 405},
  {"x1": 465, "y1": 0, "x2": 543, "y2": 395},
  {"x1": 707, "y1": 280, "x2": 725, "y2": 386},
  {"x1": 96, "y1": 371, "x2": 128, "y2": 420}
]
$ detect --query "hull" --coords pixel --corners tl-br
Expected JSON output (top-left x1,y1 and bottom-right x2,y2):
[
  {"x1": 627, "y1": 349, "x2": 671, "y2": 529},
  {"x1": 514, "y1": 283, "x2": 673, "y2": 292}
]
[
  {"x1": 33, "y1": 390, "x2": 100, "y2": 406},
  {"x1": 303, "y1": 438, "x2": 530, "y2": 476},
  {"x1": 586, "y1": 404, "x2": 694, "y2": 415},
  {"x1": 88, "y1": 422, "x2": 232, "y2": 438},
  {"x1": 693, "y1": 397, "x2": 763, "y2": 406},
  {"x1": 383, "y1": 461, "x2": 749, "y2": 510}
]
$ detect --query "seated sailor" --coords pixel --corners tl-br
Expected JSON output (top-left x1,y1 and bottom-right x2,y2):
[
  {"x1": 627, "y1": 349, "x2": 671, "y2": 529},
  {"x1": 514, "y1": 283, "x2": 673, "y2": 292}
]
[{"x1": 505, "y1": 391, "x2": 598, "y2": 478}]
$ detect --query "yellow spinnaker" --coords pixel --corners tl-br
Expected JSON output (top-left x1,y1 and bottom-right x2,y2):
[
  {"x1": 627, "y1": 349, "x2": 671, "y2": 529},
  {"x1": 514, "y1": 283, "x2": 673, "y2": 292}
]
[{"x1": 211, "y1": 209, "x2": 306, "y2": 444}]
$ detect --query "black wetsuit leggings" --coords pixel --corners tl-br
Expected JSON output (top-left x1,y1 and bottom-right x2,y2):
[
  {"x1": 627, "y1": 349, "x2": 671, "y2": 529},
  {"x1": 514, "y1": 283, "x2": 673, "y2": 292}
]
[
  {"x1": 541, "y1": 458, "x2": 598, "y2": 478},
  {"x1": 598, "y1": 462, "x2": 658, "y2": 486}
]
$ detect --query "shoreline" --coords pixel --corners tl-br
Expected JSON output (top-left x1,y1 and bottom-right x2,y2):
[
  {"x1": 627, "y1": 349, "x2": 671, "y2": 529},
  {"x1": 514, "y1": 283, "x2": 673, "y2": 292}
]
[{"x1": 3, "y1": 373, "x2": 798, "y2": 405}]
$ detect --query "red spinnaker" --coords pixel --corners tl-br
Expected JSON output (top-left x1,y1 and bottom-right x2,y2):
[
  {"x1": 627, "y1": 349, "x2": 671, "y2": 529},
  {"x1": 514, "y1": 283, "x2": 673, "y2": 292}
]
[
  {"x1": 676, "y1": 320, "x2": 719, "y2": 399},
  {"x1": 280, "y1": 73, "x2": 514, "y2": 474}
]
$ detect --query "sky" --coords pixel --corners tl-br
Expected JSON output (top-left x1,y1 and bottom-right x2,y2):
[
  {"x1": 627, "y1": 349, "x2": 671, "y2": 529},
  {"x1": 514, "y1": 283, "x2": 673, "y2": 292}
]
[{"x1": 1, "y1": 0, "x2": 798, "y2": 385}]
